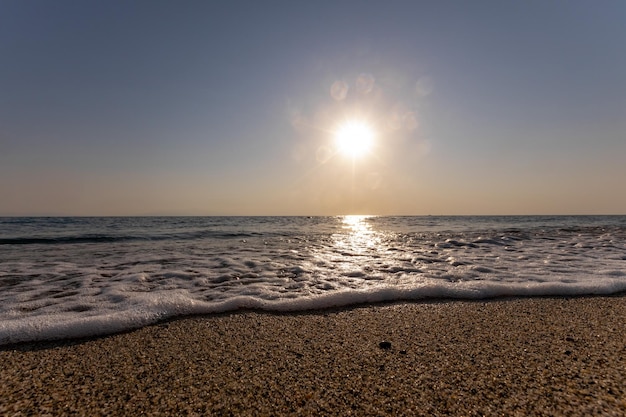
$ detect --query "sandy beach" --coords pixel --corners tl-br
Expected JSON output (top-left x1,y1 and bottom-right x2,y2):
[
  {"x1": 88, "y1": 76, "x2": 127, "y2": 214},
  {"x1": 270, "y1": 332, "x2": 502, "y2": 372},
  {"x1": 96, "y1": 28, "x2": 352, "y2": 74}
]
[{"x1": 1, "y1": 296, "x2": 625, "y2": 416}]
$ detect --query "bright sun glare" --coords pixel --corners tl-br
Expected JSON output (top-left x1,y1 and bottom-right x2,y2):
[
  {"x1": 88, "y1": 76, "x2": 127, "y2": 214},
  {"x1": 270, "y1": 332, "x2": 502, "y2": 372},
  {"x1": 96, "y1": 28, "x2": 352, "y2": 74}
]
[{"x1": 335, "y1": 121, "x2": 374, "y2": 158}]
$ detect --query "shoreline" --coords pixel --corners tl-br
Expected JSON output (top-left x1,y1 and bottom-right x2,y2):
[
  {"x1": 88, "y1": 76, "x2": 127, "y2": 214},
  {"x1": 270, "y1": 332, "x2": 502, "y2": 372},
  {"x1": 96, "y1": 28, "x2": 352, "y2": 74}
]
[{"x1": 2, "y1": 296, "x2": 625, "y2": 415}]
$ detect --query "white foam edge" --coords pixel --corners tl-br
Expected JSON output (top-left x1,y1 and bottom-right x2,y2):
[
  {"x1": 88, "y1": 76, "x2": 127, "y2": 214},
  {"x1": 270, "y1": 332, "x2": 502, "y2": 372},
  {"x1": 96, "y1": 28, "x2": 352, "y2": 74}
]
[{"x1": 2, "y1": 278, "x2": 626, "y2": 346}]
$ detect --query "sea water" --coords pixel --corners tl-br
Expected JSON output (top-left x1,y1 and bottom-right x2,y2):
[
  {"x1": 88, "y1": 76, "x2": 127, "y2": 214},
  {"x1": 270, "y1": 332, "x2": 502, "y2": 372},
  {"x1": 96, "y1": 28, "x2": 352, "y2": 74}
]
[{"x1": 1, "y1": 216, "x2": 625, "y2": 345}]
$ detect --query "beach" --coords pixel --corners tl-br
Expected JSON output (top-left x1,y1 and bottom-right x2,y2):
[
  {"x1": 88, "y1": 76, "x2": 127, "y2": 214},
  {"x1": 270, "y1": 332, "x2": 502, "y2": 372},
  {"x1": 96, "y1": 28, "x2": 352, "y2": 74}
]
[{"x1": 1, "y1": 296, "x2": 625, "y2": 416}]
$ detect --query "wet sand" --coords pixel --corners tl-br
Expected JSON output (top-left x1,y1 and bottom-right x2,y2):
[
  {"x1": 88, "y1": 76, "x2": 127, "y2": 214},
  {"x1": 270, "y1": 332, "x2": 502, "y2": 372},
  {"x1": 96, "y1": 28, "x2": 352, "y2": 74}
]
[{"x1": 1, "y1": 296, "x2": 625, "y2": 416}]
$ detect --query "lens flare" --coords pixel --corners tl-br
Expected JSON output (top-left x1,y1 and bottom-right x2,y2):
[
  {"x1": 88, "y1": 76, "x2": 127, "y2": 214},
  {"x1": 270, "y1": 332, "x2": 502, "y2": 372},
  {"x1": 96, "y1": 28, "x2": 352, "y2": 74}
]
[
  {"x1": 415, "y1": 76, "x2": 434, "y2": 97},
  {"x1": 356, "y1": 73, "x2": 375, "y2": 94},
  {"x1": 330, "y1": 80, "x2": 349, "y2": 101}
]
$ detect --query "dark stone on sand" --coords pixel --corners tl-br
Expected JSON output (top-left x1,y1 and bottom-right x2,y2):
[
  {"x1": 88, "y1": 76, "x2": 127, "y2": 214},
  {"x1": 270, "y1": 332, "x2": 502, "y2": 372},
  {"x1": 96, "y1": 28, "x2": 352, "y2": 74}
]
[
  {"x1": 379, "y1": 341, "x2": 392, "y2": 350},
  {"x1": 565, "y1": 336, "x2": 575, "y2": 342},
  {"x1": 399, "y1": 350, "x2": 407, "y2": 355}
]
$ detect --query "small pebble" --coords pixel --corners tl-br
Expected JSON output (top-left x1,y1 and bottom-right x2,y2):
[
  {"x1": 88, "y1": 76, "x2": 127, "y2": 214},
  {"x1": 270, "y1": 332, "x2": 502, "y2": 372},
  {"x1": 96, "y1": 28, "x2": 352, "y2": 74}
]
[{"x1": 379, "y1": 341, "x2": 392, "y2": 350}]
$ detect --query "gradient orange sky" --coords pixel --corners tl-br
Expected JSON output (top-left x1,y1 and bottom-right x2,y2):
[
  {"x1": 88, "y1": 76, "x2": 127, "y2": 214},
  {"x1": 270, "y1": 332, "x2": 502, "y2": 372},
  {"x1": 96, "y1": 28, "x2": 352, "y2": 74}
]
[{"x1": 1, "y1": 1, "x2": 625, "y2": 215}]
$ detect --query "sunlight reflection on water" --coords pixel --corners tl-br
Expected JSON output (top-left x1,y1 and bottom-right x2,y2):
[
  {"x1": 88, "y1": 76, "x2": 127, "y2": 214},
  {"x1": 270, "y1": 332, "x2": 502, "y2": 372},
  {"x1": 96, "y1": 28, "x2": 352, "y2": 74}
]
[{"x1": 334, "y1": 215, "x2": 382, "y2": 254}]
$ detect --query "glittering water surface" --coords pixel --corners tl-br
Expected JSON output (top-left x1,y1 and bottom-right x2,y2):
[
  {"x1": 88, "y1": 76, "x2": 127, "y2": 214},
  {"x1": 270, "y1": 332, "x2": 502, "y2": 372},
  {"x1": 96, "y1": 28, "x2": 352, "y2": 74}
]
[{"x1": 1, "y1": 216, "x2": 625, "y2": 345}]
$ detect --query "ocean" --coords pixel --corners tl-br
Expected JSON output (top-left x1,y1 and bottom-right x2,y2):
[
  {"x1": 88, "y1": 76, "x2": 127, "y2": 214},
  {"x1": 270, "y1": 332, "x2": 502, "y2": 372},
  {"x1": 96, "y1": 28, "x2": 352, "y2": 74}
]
[{"x1": 1, "y1": 215, "x2": 625, "y2": 346}]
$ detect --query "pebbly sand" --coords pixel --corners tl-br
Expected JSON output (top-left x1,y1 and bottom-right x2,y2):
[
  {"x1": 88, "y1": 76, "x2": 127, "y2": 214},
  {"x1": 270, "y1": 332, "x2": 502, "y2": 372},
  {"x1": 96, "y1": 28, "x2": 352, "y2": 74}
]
[{"x1": 1, "y1": 296, "x2": 625, "y2": 416}]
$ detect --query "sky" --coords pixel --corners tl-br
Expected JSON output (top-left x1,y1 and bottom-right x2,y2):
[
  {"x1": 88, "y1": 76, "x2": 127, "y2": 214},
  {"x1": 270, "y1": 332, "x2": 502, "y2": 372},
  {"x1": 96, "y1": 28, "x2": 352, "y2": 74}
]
[{"x1": 1, "y1": 0, "x2": 625, "y2": 216}]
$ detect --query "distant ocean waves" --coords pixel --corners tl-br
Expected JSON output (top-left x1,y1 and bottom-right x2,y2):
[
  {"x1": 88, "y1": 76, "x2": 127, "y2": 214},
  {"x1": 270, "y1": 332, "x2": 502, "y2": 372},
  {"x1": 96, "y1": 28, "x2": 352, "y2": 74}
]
[
  {"x1": 0, "y1": 230, "x2": 272, "y2": 245},
  {"x1": 1, "y1": 216, "x2": 625, "y2": 345}
]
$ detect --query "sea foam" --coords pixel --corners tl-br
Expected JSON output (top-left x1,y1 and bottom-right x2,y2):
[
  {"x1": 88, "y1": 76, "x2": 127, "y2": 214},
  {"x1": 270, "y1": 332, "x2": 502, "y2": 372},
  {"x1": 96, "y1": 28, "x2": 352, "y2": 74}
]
[{"x1": 1, "y1": 215, "x2": 625, "y2": 345}]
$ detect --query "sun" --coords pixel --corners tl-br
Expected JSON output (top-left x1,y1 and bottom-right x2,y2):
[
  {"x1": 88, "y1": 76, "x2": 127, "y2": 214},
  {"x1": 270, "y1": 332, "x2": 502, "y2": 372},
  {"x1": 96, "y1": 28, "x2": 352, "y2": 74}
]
[{"x1": 335, "y1": 121, "x2": 374, "y2": 158}]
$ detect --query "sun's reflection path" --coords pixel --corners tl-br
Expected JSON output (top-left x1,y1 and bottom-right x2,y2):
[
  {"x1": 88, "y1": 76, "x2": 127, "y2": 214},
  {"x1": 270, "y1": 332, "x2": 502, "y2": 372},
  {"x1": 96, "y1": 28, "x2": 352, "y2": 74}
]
[
  {"x1": 303, "y1": 215, "x2": 394, "y2": 288},
  {"x1": 319, "y1": 215, "x2": 388, "y2": 283},
  {"x1": 335, "y1": 215, "x2": 380, "y2": 254},
  {"x1": 306, "y1": 215, "x2": 406, "y2": 291}
]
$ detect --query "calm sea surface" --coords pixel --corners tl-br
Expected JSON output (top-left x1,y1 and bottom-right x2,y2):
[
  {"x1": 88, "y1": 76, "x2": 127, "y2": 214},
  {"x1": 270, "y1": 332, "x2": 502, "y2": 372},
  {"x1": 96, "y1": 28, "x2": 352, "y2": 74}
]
[{"x1": 1, "y1": 216, "x2": 625, "y2": 345}]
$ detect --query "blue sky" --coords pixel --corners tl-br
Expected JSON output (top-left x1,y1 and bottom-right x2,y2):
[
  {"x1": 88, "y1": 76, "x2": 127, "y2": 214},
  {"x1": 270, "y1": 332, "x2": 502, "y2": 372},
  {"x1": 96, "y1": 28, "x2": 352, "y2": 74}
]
[{"x1": 1, "y1": 1, "x2": 625, "y2": 215}]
